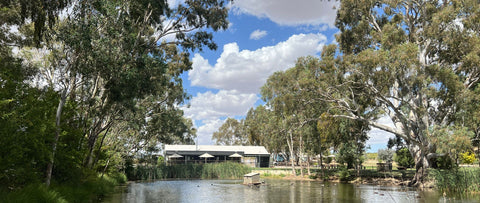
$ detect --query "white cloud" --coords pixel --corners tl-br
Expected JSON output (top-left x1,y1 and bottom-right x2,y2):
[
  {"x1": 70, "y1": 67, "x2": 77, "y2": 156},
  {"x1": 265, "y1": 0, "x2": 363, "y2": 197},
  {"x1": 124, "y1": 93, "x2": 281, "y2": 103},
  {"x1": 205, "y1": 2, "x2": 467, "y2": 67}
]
[
  {"x1": 250, "y1": 29, "x2": 267, "y2": 40},
  {"x1": 367, "y1": 116, "x2": 395, "y2": 145},
  {"x1": 189, "y1": 33, "x2": 327, "y2": 94},
  {"x1": 232, "y1": 0, "x2": 339, "y2": 27},
  {"x1": 195, "y1": 119, "x2": 224, "y2": 145},
  {"x1": 182, "y1": 90, "x2": 258, "y2": 121}
]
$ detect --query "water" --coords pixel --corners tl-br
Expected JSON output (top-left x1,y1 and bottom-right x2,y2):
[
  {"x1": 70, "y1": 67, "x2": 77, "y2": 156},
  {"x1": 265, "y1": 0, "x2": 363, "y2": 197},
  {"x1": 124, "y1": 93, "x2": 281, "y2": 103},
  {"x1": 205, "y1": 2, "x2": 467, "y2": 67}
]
[{"x1": 103, "y1": 179, "x2": 479, "y2": 203}]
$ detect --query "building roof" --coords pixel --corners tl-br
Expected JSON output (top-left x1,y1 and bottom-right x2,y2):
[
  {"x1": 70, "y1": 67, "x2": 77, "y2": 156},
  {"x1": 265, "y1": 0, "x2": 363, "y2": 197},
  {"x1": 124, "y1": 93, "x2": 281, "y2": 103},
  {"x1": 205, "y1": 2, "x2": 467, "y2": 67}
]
[{"x1": 164, "y1": 145, "x2": 270, "y2": 156}]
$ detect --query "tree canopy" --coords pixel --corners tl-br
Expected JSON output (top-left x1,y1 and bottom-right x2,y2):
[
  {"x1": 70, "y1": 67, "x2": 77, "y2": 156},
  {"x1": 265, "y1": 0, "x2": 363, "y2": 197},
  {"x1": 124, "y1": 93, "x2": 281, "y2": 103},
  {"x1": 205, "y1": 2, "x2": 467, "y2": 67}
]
[{"x1": 1, "y1": 0, "x2": 231, "y2": 190}]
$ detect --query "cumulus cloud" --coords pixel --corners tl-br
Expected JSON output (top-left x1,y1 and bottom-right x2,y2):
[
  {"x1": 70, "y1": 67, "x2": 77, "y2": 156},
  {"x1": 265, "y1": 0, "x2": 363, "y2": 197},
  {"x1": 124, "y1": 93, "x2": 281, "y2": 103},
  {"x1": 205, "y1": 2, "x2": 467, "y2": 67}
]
[
  {"x1": 182, "y1": 90, "x2": 257, "y2": 144},
  {"x1": 189, "y1": 33, "x2": 327, "y2": 94},
  {"x1": 195, "y1": 119, "x2": 224, "y2": 145},
  {"x1": 232, "y1": 0, "x2": 339, "y2": 27},
  {"x1": 250, "y1": 29, "x2": 267, "y2": 40},
  {"x1": 182, "y1": 90, "x2": 258, "y2": 121}
]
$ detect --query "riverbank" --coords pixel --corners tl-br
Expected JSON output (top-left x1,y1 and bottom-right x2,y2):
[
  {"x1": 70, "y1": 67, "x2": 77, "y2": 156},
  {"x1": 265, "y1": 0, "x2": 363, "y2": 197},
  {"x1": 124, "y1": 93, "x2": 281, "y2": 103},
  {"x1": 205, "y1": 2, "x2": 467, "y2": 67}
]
[
  {"x1": 254, "y1": 167, "x2": 480, "y2": 194},
  {"x1": 257, "y1": 172, "x2": 412, "y2": 186},
  {"x1": 0, "y1": 173, "x2": 127, "y2": 203}
]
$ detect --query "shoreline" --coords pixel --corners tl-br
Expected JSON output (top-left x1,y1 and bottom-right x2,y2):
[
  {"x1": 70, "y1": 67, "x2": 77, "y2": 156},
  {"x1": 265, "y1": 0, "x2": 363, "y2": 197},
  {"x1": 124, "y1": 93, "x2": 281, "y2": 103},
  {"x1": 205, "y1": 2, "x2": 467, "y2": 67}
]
[{"x1": 260, "y1": 173, "x2": 437, "y2": 189}]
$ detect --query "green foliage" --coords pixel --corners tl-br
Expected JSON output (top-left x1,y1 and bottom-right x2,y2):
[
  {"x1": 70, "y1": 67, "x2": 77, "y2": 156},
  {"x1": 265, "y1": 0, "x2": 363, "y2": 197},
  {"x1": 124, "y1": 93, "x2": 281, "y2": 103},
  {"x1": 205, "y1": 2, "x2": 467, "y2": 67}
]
[
  {"x1": 157, "y1": 156, "x2": 165, "y2": 166},
  {"x1": 394, "y1": 148, "x2": 414, "y2": 168},
  {"x1": 0, "y1": 56, "x2": 62, "y2": 190},
  {"x1": 1, "y1": 0, "x2": 231, "y2": 191},
  {"x1": 432, "y1": 156, "x2": 456, "y2": 170},
  {"x1": 0, "y1": 172, "x2": 122, "y2": 203},
  {"x1": 430, "y1": 126, "x2": 474, "y2": 159},
  {"x1": 337, "y1": 137, "x2": 366, "y2": 170},
  {"x1": 336, "y1": 166, "x2": 352, "y2": 181},
  {"x1": 327, "y1": 0, "x2": 480, "y2": 185},
  {"x1": 0, "y1": 184, "x2": 67, "y2": 203},
  {"x1": 430, "y1": 168, "x2": 480, "y2": 194},
  {"x1": 212, "y1": 118, "x2": 248, "y2": 145}
]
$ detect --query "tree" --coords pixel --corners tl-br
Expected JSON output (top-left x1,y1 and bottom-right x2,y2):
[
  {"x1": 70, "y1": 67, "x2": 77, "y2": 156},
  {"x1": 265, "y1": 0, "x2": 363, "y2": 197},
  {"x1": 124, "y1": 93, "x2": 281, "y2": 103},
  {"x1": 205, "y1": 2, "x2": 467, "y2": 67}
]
[
  {"x1": 318, "y1": 0, "x2": 480, "y2": 186},
  {"x1": 395, "y1": 148, "x2": 415, "y2": 168},
  {"x1": 244, "y1": 105, "x2": 290, "y2": 169},
  {"x1": 212, "y1": 118, "x2": 248, "y2": 145},
  {"x1": 378, "y1": 149, "x2": 394, "y2": 163},
  {"x1": 2, "y1": 0, "x2": 231, "y2": 188}
]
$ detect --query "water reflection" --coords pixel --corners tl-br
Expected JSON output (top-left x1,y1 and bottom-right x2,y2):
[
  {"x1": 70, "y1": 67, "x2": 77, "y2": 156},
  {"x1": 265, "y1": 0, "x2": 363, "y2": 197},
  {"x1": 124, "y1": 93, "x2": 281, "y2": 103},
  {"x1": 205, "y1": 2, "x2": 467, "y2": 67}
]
[{"x1": 103, "y1": 179, "x2": 479, "y2": 203}]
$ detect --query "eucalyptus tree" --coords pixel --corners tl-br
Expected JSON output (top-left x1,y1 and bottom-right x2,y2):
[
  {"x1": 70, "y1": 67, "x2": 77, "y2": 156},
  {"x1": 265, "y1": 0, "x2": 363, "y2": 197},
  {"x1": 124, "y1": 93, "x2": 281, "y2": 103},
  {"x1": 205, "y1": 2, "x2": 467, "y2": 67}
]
[
  {"x1": 261, "y1": 57, "x2": 338, "y2": 175},
  {"x1": 0, "y1": 0, "x2": 72, "y2": 46},
  {"x1": 212, "y1": 118, "x2": 248, "y2": 145},
  {"x1": 261, "y1": 68, "x2": 304, "y2": 175},
  {"x1": 321, "y1": 0, "x2": 480, "y2": 186},
  {"x1": 7, "y1": 0, "x2": 231, "y2": 186},
  {"x1": 244, "y1": 106, "x2": 287, "y2": 156}
]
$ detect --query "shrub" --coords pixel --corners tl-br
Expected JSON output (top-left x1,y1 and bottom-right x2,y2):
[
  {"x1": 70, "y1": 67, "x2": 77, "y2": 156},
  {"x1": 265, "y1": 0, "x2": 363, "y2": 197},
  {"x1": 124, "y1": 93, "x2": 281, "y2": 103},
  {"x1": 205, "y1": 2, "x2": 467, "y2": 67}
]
[
  {"x1": 337, "y1": 166, "x2": 351, "y2": 181},
  {"x1": 432, "y1": 156, "x2": 456, "y2": 169},
  {"x1": 394, "y1": 148, "x2": 414, "y2": 168}
]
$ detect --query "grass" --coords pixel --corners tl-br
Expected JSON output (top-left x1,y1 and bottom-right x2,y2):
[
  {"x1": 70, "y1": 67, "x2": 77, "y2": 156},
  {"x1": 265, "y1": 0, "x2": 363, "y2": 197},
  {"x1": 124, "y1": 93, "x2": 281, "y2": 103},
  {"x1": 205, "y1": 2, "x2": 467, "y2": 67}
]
[
  {"x1": 0, "y1": 172, "x2": 126, "y2": 203},
  {"x1": 429, "y1": 167, "x2": 480, "y2": 194},
  {"x1": 0, "y1": 184, "x2": 68, "y2": 203}
]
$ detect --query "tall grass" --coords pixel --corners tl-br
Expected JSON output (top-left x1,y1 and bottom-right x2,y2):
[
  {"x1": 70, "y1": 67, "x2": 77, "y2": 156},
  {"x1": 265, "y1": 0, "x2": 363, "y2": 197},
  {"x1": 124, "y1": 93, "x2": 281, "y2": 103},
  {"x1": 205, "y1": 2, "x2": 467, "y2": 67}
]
[
  {"x1": 429, "y1": 167, "x2": 480, "y2": 194},
  {"x1": 131, "y1": 162, "x2": 251, "y2": 180},
  {"x1": 0, "y1": 184, "x2": 67, "y2": 203},
  {"x1": 201, "y1": 162, "x2": 251, "y2": 179},
  {"x1": 0, "y1": 172, "x2": 126, "y2": 203}
]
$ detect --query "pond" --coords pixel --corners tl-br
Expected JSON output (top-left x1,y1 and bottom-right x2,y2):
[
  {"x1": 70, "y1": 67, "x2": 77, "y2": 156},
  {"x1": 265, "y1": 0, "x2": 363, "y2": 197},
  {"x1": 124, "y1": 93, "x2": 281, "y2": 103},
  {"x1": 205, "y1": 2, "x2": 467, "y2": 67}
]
[{"x1": 103, "y1": 179, "x2": 479, "y2": 203}]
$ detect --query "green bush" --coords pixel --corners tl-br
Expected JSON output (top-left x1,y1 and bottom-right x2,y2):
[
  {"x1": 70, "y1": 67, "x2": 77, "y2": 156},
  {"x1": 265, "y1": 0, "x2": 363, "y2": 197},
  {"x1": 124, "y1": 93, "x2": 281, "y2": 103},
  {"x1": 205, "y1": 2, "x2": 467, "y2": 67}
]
[
  {"x1": 0, "y1": 172, "x2": 122, "y2": 203},
  {"x1": 394, "y1": 148, "x2": 414, "y2": 168},
  {"x1": 52, "y1": 174, "x2": 116, "y2": 202},
  {"x1": 432, "y1": 156, "x2": 456, "y2": 169},
  {"x1": 337, "y1": 166, "x2": 351, "y2": 181}
]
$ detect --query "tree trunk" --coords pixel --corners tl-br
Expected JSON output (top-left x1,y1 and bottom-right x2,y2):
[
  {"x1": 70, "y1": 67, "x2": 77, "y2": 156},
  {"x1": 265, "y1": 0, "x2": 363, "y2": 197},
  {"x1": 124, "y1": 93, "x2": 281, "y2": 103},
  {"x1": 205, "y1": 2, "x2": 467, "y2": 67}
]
[
  {"x1": 45, "y1": 89, "x2": 68, "y2": 187},
  {"x1": 408, "y1": 144, "x2": 431, "y2": 187},
  {"x1": 299, "y1": 135, "x2": 304, "y2": 177},
  {"x1": 287, "y1": 131, "x2": 296, "y2": 176},
  {"x1": 93, "y1": 124, "x2": 111, "y2": 168},
  {"x1": 320, "y1": 153, "x2": 324, "y2": 178}
]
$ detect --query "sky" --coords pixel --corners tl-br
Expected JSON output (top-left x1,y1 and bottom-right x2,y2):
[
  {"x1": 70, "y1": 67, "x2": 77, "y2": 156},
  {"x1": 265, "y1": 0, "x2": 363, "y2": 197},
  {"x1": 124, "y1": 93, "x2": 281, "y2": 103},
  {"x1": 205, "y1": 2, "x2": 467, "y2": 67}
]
[{"x1": 177, "y1": 0, "x2": 394, "y2": 152}]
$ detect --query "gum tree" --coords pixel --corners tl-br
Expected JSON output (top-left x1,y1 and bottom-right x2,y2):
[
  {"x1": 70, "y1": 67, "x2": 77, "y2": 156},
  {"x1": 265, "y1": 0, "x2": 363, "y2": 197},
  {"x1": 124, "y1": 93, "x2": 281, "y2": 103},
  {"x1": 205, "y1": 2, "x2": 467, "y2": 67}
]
[{"x1": 326, "y1": 0, "x2": 480, "y2": 186}]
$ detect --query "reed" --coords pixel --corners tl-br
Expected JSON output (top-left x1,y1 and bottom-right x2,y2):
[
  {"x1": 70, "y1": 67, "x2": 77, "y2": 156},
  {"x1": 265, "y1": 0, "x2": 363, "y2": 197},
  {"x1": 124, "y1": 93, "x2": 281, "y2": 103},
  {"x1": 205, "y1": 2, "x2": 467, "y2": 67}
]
[
  {"x1": 131, "y1": 162, "x2": 251, "y2": 180},
  {"x1": 201, "y1": 162, "x2": 251, "y2": 179},
  {"x1": 429, "y1": 167, "x2": 480, "y2": 194}
]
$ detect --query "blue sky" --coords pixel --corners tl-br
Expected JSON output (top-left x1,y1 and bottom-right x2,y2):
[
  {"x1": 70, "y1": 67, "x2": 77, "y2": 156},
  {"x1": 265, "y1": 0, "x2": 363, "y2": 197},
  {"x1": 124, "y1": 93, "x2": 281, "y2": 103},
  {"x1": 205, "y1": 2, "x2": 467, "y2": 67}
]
[{"x1": 175, "y1": 0, "x2": 394, "y2": 152}]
